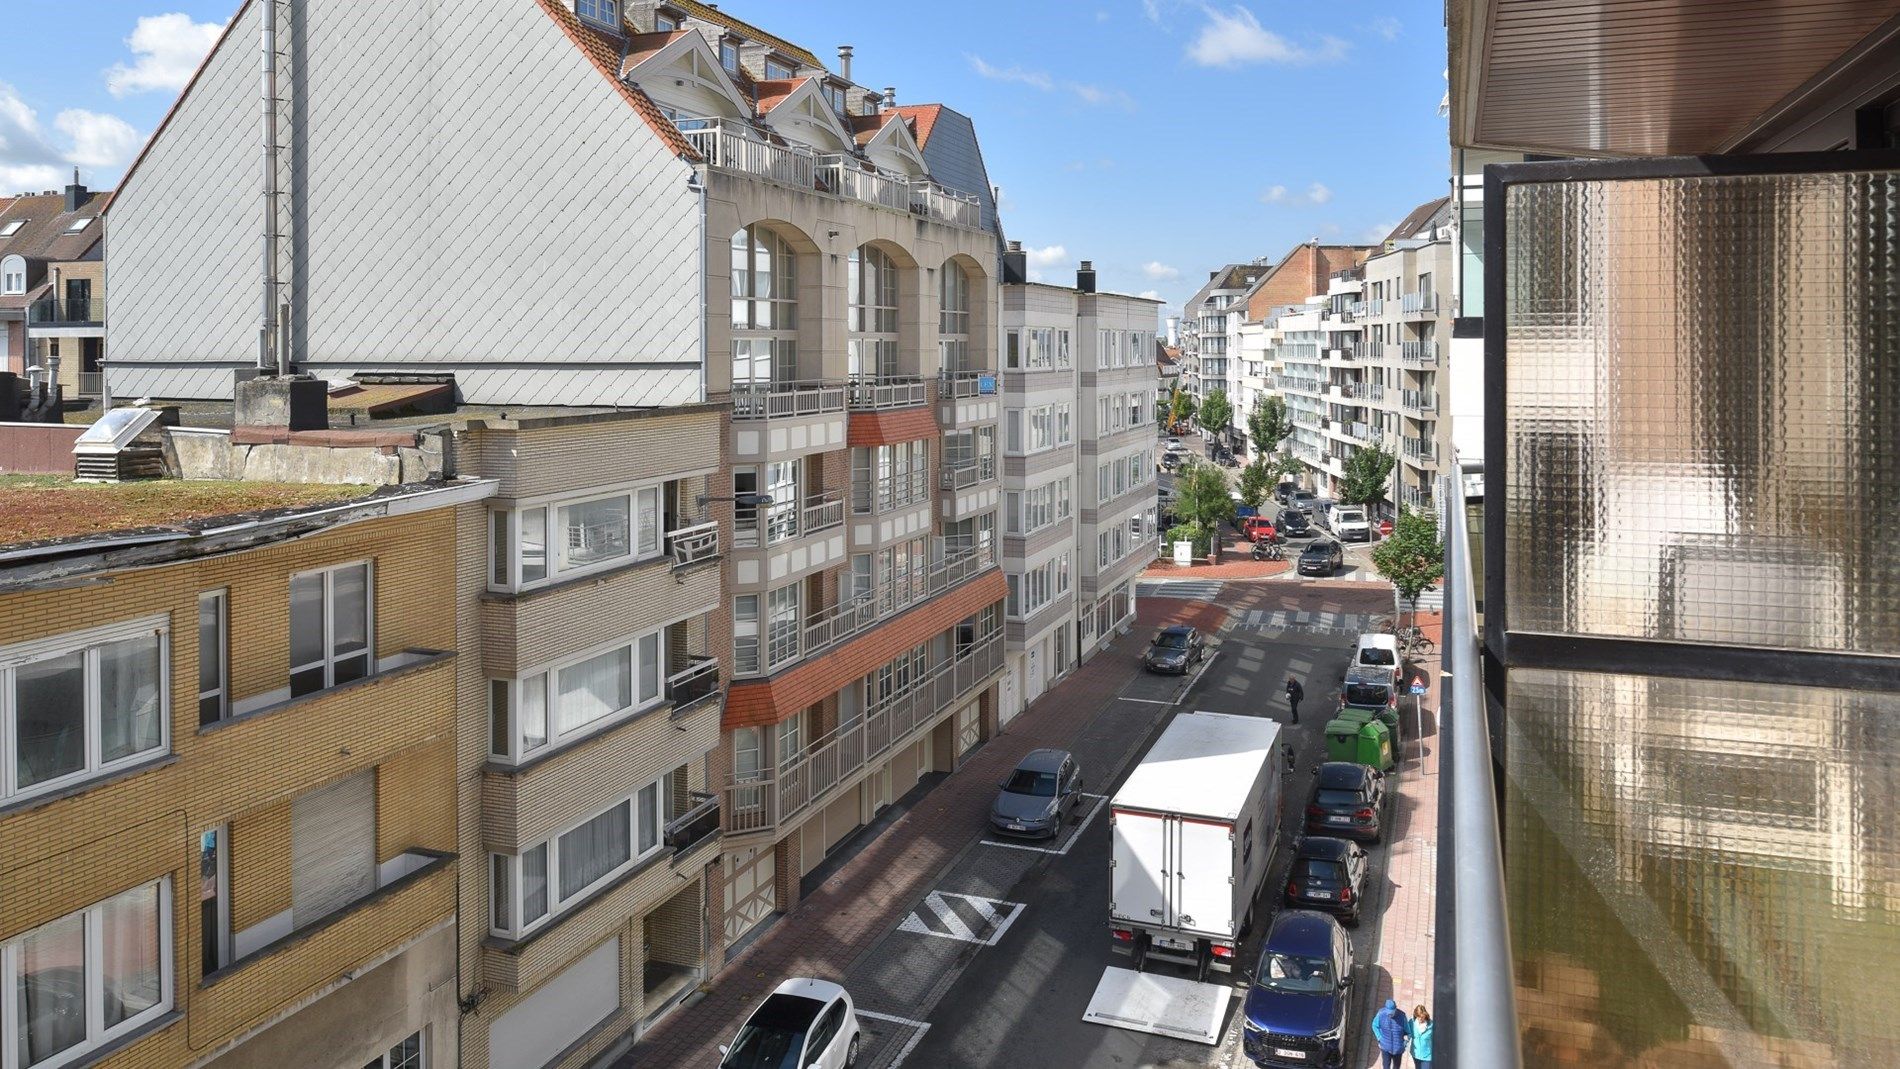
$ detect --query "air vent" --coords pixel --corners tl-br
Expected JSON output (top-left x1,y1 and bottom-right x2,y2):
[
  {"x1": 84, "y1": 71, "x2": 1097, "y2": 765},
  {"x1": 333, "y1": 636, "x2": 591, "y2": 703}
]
[{"x1": 73, "y1": 406, "x2": 165, "y2": 482}]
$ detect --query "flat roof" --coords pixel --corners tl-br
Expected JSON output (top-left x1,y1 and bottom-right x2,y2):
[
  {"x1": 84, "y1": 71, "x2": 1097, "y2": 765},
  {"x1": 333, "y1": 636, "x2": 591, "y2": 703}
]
[{"x1": 0, "y1": 474, "x2": 382, "y2": 549}]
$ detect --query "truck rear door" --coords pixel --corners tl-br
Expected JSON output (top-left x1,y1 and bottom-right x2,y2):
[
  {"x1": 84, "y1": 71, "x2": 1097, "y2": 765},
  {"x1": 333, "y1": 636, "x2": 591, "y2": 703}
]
[
  {"x1": 1111, "y1": 809, "x2": 1173, "y2": 928},
  {"x1": 1176, "y1": 817, "x2": 1235, "y2": 936}
]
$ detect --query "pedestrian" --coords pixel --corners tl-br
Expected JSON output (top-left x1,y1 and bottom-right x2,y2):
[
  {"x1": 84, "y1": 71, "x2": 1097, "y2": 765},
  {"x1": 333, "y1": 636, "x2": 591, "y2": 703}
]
[
  {"x1": 1285, "y1": 675, "x2": 1304, "y2": 724},
  {"x1": 1408, "y1": 1005, "x2": 1434, "y2": 1069},
  {"x1": 1371, "y1": 999, "x2": 1409, "y2": 1069}
]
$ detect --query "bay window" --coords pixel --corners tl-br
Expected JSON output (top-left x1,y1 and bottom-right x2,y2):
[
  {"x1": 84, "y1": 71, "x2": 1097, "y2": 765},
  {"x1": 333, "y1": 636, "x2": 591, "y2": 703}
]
[
  {"x1": 3, "y1": 616, "x2": 168, "y2": 803},
  {"x1": 488, "y1": 630, "x2": 666, "y2": 761},
  {"x1": 488, "y1": 482, "x2": 666, "y2": 591},
  {"x1": 488, "y1": 776, "x2": 670, "y2": 938},
  {"x1": 3, "y1": 880, "x2": 172, "y2": 1069},
  {"x1": 289, "y1": 562, "x2": 371, "y2": 698}
]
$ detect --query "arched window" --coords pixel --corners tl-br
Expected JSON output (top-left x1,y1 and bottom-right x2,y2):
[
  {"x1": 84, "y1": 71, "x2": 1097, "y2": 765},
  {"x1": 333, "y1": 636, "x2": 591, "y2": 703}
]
[
  {"x1": 848, "y1": 245, "x2": 898, "y2": 380},
  {"x1": 0, "y1": 256, "x2": 24, "y2": 296},
  {"x1": 730, "y1": 225, "x2": 797, "y2": 386},
  {"x1": 939, "y1": 263, "x2": 971, "y2": 374}
]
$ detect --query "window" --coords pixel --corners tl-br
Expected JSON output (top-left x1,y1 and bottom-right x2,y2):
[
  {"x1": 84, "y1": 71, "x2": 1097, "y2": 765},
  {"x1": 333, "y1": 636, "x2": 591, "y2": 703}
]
[
  {"x1": 64, "y1": 217, "x2": 91, "y2": 234},
  {"x1": 731, "y1": 225, "x2": 798, "y2": 386},
  {"x1": 939, "y1": 265, "x2": 971, "y2": 372},
  {"x1": 848, "y1": 245, "x2": 899, "y2": 380},
  {"x1": 822, "y1": 83, "x2": 845, "y2": 114},
  {"x1": 1005, "y1": 331, "x2": 1020, "y2": 369},
  {"x1": 0, "y1": 255, "x2": 23, "y2": 295},
  {"x1": 197, "y1": 590, "x2": 227, "y2": 726},
  {"x1": 3, "y1": 880, "x2": 172, "y2": 1068},
  {"x1": 488, "y1": 778, "x2": 670, "y2": 937},
  {"x1": 654, "y1": 12, "x2": 677, "y2": 30},
  {"x1": 777, "y1": 715, "x2": 802, "y2": 766},
  {"x1": 289, "y1": 562, "x2": 372, "y2": 697},
  {"x1": 490, "y1": 629, "x2": 669, "y2": 760},
  {"x1": 3, "y1": 616, "x2": 167, "y2": 803},
  {"x1": 734, "y1": 727, "x2": 762, "y2": 780},
  {"x1": 489, "y1": 483, "x2": 667, "y2": 590},
  {"x1": 734, "y1": 595, "x2": 760, "y2": 675},
  {"x1": 720, "y1": 39, "x2": 740, "y2": 72},
  {"x1": 1009, "y1": 553, "x2": 1069, "y2": 619},
  {"x1": 198, "y1": 827, "x2": 230, "y2": 974},
  {"x1": 361, "y1": 1032, "x2": 425, "y2": 1069},
  {"x1": 575, "y1": 0, "x2": 617, "y2": 28},
  {"x1": 0, "y1": 221, "x2": 22, "y2": 238},
  {"x1": 764, "y1": 57, "x2": 794, "y2": 80}
]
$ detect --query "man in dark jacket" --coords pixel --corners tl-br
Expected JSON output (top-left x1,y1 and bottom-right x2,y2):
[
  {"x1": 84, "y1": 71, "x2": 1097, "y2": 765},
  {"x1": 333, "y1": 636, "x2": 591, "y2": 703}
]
[
  {"x1": 1285, "y1": 676, "x2": 1304, "y2": 724},
  {"x1": 1371, "y1": 999, "x2": 1409, "y2": 1069}
]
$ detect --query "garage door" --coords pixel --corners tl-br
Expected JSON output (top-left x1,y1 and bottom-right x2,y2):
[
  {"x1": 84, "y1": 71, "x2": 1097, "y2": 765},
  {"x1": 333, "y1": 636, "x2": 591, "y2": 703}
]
[
  {"x1": 489, "y1": 936, "x2": 619, "y2": 1069},
  {"x1": 723, "y1": 846, "x2": 775, "y2": 945},
  {"x1": 957, "y1": 701, "x2": 981, "y2": 755}
]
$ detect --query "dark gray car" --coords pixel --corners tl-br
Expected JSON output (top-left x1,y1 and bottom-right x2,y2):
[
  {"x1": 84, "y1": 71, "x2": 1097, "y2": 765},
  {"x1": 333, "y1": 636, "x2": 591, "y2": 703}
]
[{"x1": 991, "y1": 749, "x2": 1084, "y2": 838}]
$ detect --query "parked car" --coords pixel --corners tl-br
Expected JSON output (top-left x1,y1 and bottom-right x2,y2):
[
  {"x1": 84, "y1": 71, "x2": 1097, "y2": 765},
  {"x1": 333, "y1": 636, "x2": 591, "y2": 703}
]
[
  {"x1": 1291, "y1": 489, "x2": 1318, "y2": 516},
  {"x1": 1161, "y1": 453, "x2": 1184, "y2": 472},
  {"x1": 720, "y1": 978, "x2": 862, "y2": 1069},
  {"x1": 1276, "y1": 508, "x2": 1311, "y2": 538},
  {"x1": 1330, "y1": 505, "x2": 1372, "y2": 542},
  {"x1": 1274, "y1": 481, "x2": 1301, "y2": 506},
  {"x1": 1242, "y1": 515, "x2": 1278, "y2": 544},
  {"x1": 1241, "y1": 910, "x2": 1353, "y2": 1068},
  {"x1": 1285, "y1": 836, "x2": 1369, "y2": 925},
  {"x1": 1353, "y1": 633, "x2": 1401, "y2": 677},
  {"x1": 1143, "y1": 625, "x2": 1206, "y2": 674},
  {"x1": 1297, "y1": 539, "x2": 1343, "y2": 577},
  {"x1": 1304, "y1": 761, "x2": 1386, "y2": 843},
  {"x1": 991, "y1": 748, "x2": 1085, "y2": 838}
]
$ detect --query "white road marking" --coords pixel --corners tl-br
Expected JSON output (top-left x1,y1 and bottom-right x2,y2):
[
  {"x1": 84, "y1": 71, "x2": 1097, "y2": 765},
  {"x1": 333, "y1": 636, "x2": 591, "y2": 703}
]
[
  {"x1": 1118, "y1": 696, "x2": 1173, "y2": 705},
  {"x1": 1174, "y1": 649, "x2": 1219, "y2": 705},
  {"x1": 981, "y1": 794, "x2": 1108, "y2": 856},
  {"x1": 855, "y1": 1010, "x2": 932, "y2": 1069},
  {"x1": 897, "y1": 891, "x2": 1026, "y2": 946}
]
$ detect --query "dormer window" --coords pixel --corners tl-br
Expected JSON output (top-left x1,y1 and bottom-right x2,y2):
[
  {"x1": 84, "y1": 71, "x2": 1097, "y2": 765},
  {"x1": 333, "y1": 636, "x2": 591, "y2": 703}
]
[
  {"x1": 720, "y1": 39, "x2": 740, "y2": 73},
  {"x1": 1, "y1": 255, "x2": 24, "y2": 295},
  {"x1": 764, "y1": 57, "x2": 794, "y2": 81},
  {"x1": 654, "y1": 12, "x2": 677, "y2": 31},
  {"x1": 575, "y1": 0, "x2": 618, "y2": 29},
  {"x1": 822, "y1": 83, "x2": 845, "y2": 115}
]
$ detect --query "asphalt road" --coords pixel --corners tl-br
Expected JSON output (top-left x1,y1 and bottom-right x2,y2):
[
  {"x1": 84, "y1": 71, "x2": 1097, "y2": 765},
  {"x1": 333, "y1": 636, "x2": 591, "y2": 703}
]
[{"x1": 901, "y1": 612, "x2": 1394, "y2": 1069}]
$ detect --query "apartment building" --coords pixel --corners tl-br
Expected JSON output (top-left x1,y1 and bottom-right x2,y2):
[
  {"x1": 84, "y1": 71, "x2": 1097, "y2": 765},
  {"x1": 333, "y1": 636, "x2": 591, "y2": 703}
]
[
  {"x1": 0, "y1": 430, "x2": 491, "y2": 1069},
  {"x1": 1177, "y1": 261, "x2": 1270, "y2": 411},
  {"x1": 1354, "y1": 198, "x2": 1454, "y2": 513},
  {"x1": 98, "y1": 0, "x2": 1008, "y2": 1065},
  {"x1": 0, "y1": 174, "x2": 107, "y2": 400},
  {"x1": 995, "y1": 257, "x2": 1158, "y2": 717}
]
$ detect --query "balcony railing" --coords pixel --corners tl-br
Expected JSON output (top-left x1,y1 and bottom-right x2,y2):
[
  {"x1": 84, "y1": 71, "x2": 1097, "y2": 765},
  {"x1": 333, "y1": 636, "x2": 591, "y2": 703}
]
[
  {"x1": 725, "y1": 632, "x2": 1003, "y2": 834},
  {"x1": 1404, "y1": 436, "x2": 1439, "y2": 462},
  {"x1": 853, "y1": 469, "x2": 932, "y2": 514},
  {"x1": 1401, "y1": 388, "x2": 1440, "y2": 415},
  {"x1": 911, "y1": 179, "x2": 981, "y2": 228},
  {"x1": 77, "y1": 372, "x2": 104, "y2": 397},
  {"x1": 846, "y1": 375, "x2": 928, "y2": 411},
  {"x1": 1402, "y1": 341, "x2": 1440, "y2": 366},
  {"x1": 1344, "y1": 421, "x2": 1372, "y2": 442},
  {"x1": 1401, "y1": 290, "x2": 1440, "y2": 316},
  {"x1": 667, "y1": 655, "x2": 721, "y2": 712},
  {"x1": 817, "y1": 155, "x2": 910, "y2": 211},
  {"x1": 664, "y1": 791, "x2": 721, "y2": 856},
  {"x1": 1350, "y1": 298, "x2": 1385, "y2": 319},
  {"x1": 938, "y1": 369, "x2": 996, "y2": 399},
  {"x1": 27, "y1": 297, "x2": 105, "y2": 325},
  {"x1": 734, "y1": 492, "x2": 845, "y2": 549},
  {"x1": 666, "y1": 520, "x2": 720, "y2": 568},
  {"x1": 1365, "y1": 383, "x2": 1386, "y2": 402},
  {"x1": 939, "y1": 454, "x2": 996, "y2": 491},
  {"x1": 731, "y1": 380, "x2": 847, "y2": 420},
  {"x1": 1437, "y1": 469, "x2": 1524, "y2": 1068},
  {"x1": 681, "y1": 119, "x2": 816, "y2": 189}
]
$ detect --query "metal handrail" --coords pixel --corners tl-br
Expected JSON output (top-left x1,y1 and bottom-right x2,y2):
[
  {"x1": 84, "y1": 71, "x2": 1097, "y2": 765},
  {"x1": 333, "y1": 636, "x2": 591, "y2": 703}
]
[
  {"x1": 682, "y1": 119, "x2": 817, "y2": 189},
  {"x1": 938, "y1": 369, "x2": 995, "y2": 399},
  {"x1": 27, "y1": 297, "x2": 105, "y2": 324},
  {"x1": 666, "y1": 520, "x2": 719, "y2": 568},
  {"x1": 845, "y1": 375, "x2": 928, "y2": 411},
  {"x1": 735, "y1": 492, "x2": 844, "y2": 549},
  {"x1": 817, "y1": 155, "x2": 910, "y2": 211},
  {"x1": 1437, "y1": 468, "x2": 1522, "y2": 1068},
  {"x1": 666, "y1": 656, "x2": 721, "y2": 709},
  {"x1": 730, "y1": 380, "x2": 848, "y2": 420},
  {"x1": 664, "y1": 791, "x2": 721, "y2": 854},
  {"x1": 939, "y1": 455, "x2": 995, "y2": 491},
  {"x1": 910, "y1": 179, "x2": 981, "y2": 228}
]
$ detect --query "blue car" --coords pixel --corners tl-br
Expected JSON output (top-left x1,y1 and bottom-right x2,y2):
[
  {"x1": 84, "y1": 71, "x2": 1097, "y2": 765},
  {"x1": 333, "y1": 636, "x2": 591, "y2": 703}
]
[{"x1": 1242, "y1": 910, "x2": 1353, "y2": 1067}]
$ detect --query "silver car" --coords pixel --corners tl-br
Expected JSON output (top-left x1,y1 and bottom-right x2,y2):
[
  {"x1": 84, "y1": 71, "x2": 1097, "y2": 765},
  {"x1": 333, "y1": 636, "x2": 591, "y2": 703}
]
[{"x1": 991, "y1": 749, "x2": 1085, "y2": 838}]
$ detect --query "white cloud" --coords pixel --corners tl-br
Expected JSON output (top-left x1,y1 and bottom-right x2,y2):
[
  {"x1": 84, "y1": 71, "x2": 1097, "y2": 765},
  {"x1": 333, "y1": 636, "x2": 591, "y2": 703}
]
[
  {"x1": 1143, "y1": 261, "x2": 1180, "y2": 281},
  {"x1": 1259, "y1": 184, "x2": 1288, "y2": 204},
  {"x1": 1025, "y1": 244, "x2": 1069, "y2": 269},
  {"x1": 1142, "y1": 0, "x2": 1164, "y2": 23},
  {"x1": 107, "y1": 13, "x2": 225, "y2": 97},
  {"x1": 1260, "y1": 182, "x2": 1331, "y2": 206},
  {"x1": 1369, "y1": 16, "x2": 1401, "y2": 41},
  {"x1": 1187, "y1": 5, "x2": 1349, "y2": 68},
  {"x1": 0, "y1": 83, "x2": 140, "y2": 191},
  {"x1": 1362, "y1": 220, "x2": 1397, "y2": 242},
  {"x1": 966, "y1": 54, "x2": 1134, "y2": 110},
  {"x1": 1137, "y1": 289, "x2": 1163, "y2": 301},
  {"x1": 1306, "y1": 182, "x2": 1332, "y2": 205}
]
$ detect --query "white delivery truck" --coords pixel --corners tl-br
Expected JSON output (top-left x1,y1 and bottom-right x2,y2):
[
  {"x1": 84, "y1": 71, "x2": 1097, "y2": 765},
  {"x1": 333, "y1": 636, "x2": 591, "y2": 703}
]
[{"x1": 1109, "y1": 711, "x2": 1284, "y2": 980}]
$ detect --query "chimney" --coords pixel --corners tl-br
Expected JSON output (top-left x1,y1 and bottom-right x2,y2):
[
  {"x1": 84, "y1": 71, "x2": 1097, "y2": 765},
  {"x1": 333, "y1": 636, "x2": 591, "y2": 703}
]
[
  {"x1": 1003, "y1": 241, "x2": 1027, "y2": 285},
  {"x1": 1209, "y1": 270, "x2": 1218, "y2": 280},
  {"x1": 64, "y1": 168, "x2": 88, "y2": 213},
  {"x1": 1076, "y1": 260, "x2": 1096, "y2": 293},
  {"x1": 883, "y1": 86, "x2": 896, "y2": 109},
  {"x1": 838, "y1": 45, "x2": 853, "y2": 81}
]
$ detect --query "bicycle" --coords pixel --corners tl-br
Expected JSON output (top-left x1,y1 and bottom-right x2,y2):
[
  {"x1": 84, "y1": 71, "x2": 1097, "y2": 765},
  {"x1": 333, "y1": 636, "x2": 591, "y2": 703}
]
[{"x1": 1398, "y1": 624, "x2": 1435, "y2": 656}]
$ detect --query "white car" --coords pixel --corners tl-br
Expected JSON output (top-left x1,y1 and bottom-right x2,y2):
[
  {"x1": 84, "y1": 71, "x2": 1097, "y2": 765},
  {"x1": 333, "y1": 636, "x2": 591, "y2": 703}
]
[
  {"x1": 1331, "y1": 505, "x2": 1372, "y2": 542},
  {"x1": 720, "y1": 978, "x2": 862, "y2": 1069}
]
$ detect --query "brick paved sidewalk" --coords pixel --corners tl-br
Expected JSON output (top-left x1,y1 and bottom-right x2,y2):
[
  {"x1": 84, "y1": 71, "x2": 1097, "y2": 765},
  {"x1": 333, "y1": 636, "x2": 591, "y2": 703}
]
[
  {"x1": 621, "y1": 597, "x2": 1225, "y2": 1067},
  {"x1": 1357, "y1": 610, "x2": 1442, "y2": 1066}
]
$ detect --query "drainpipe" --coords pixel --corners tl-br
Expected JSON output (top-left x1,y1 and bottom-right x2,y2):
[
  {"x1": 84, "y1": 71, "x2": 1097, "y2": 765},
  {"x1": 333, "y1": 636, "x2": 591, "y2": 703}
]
[
  {"x1": 688, "y1": 167, "x2": 708, "y2": 406},
  {"x1": 260, "y1": 0, "x2": 283, "y2": 375}
]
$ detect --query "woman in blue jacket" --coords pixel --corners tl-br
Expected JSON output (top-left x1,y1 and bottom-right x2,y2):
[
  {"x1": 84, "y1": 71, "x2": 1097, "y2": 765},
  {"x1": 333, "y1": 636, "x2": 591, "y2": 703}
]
[{"x1": 1407, "y1": 1004, "x2": 1435, "y2": 1068}]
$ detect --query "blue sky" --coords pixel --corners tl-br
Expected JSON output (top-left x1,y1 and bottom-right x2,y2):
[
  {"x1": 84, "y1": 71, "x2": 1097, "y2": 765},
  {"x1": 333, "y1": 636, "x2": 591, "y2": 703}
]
[{"x1": 0, "y1": 0, "x2": 1447, "y2": 314}]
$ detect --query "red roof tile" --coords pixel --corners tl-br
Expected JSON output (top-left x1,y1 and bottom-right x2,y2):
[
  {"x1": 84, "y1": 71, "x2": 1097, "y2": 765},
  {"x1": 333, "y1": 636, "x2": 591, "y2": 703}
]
[
  {"x1": 753, "y1": 77, "x2": 807, "y2": 114},
  {"x1": 537, "y1": 0, "x2": 698, "y2": 160},
  {"x1": 891, "y1": 104, "x2": 943, "y2": 148},
  {"x1": 623, "y1": 29, "x2": 688, "y2": 71}
]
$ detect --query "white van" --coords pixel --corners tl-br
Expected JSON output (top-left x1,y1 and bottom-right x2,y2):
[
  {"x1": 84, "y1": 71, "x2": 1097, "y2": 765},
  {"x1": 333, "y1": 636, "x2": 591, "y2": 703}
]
[
  {"x1": 1332, "y1": 505, "x2": 1372, "y2": 542},
  {"x1": 1353, "y1": 633, "x2": 1401, "y2": 685}
]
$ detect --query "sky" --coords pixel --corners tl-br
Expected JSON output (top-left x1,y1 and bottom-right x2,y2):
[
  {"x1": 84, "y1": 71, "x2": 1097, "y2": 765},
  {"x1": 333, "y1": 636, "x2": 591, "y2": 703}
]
[{"x1": 0, "y1": 0, "x2": 1448, "y2": 316}]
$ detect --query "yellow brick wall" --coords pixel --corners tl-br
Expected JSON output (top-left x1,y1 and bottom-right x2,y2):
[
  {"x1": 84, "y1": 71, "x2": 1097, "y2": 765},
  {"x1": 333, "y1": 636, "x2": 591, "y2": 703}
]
[
  {"x1": 231, "y1": 802, "x2": 292, "y2": 930},
  {"x1": 376, "y1": 739, "x2": 455, "y2": 861}
]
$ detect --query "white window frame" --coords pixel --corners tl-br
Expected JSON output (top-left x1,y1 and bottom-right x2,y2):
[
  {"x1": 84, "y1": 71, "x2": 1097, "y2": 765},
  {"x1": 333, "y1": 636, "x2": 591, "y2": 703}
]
[
  {"x1": 487, "y1": 626, "x2": 670, "y2": 763},
  {"x1": 0, "y1": 255, "x2": 24, "y2": 295},
  {"x1": 0, "y1": 879, "x2": 174, "y2": 1069},
  {"x1": 197, "y1": 590, "x2": 227, "y2": 726},
  {"x1": 0, "y1": 614, "x2": 170, "y2": 804},
  {"x1": 362, "y1": 1031, "x2": 426, "y2": 1069},
  {"x1": 288, "y1": 561, "x2": 374, "y2": 697},
  {"x1": 487, "y1": 777, "x2": 669, "y2": 938},
  {"x1": 575, "y1": 0, "x2": 618, "y2": 29},
  {"x1": 487, "y1": 480, "x2": 668, "y2": 593}
]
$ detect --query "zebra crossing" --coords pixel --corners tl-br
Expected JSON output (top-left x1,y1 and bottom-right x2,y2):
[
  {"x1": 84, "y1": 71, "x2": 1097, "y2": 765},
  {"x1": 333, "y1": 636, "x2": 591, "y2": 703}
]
[
  {"x1": 1233, "y1": 609, "x2": 1382, "y2": 636},
  {"x1": 1408, "y1": 588, "x2": 1444, "y2": 612},
  {"x1": 1136, "y1": 579, "x2": 1222, "y2": 601},
  {"x1": 897, "y1": 891, "x2": 1026, "y2": 946}
]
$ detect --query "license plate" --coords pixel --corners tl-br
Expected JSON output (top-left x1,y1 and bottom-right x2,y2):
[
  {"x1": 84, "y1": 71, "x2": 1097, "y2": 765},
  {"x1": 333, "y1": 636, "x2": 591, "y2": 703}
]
[
  {"x1": 1308, "y1": 889, "x2": 1332, "y2": 899},
  {"x1": 1155, "y1": 935, "x2": 1193, "y2": 950},
  {"x1": 1006, "y1": 823, "x2": 1026, "y2": 831},
  {"x1": 1274, "y1": 1049, "x2": 1307, "y2": 1060},
  {"x1": 1328, "y1": 815, "x2": 1349, "y2": 823}
]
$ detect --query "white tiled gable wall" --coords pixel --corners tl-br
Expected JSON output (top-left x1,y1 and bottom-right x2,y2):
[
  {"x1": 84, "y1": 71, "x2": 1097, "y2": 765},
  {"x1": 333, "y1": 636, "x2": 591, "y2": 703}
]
[{"x1": 108, "y1": 0, "x2": 703, "y2": 407}]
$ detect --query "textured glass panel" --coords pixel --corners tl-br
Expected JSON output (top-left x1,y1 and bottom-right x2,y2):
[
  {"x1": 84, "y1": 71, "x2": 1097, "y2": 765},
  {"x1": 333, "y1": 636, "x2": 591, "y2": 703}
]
[
  {"x1": 1505, "y1": 668, "x2": 1900, "y2": 1067},
  {"x1": 1502, "y1": 172, "x2": 1900, "y2": 652}
]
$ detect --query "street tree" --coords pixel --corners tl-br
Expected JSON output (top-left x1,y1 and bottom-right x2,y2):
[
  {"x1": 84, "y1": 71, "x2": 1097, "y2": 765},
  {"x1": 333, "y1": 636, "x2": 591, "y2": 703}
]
[
  {"x1": 1238, "y1": 460, "x2": 1273, "y2": 509},
  {"x1": 1199, "y1": 389, "x2": 1234, "y2": 441},
  {"x1": 1371, "y1": 509, "x2": 1445, "y2": 626},
  {"x1": 1338, "y1": 444, "x2": 1397, "y2": 510},
  {"x1": 1176, "y1": 461, "x2": 1236, "y2": 538},
  {"x1": 1247, "y1": 396, "x2": 1294, "y2": 457}
]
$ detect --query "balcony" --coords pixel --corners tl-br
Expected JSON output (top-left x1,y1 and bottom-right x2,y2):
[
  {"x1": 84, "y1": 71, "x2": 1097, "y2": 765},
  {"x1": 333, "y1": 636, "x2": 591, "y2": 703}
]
[
  {"x1": 26, "y1": 297, "x2": 105, "y2": 327},
  {"x1": 724, "y1": 632, "x2": 1003, "y2": 834},
  {"x1": 846, "y1": 375, "x2": 928, "y2": 411},
  {"x1": 940, "y1": 454, "x2": 997, "y2": 491},
  {"x1": 1365, "y1": 383, "x2": 1386, "y2": 403},
  {"x1": 664, "y1": 791, "x2": 721, "y2": 856},
  {"x1": 1401, "y1": 388, "x2": 1441, "y2": 415},
  {"x1": 1351, "y1": 298, "x2": 1385, "y2": 319},
  {"x1": 730, "y1": 380, "x2": 847, "y2": 420},
  {"x1": 1403, "y1": 436, "x2": 1439, "y2": 463},
  {"x1": 1401, "y1": 290, "x2": 1440, "y2": 316},
  {"x1": 666, "y1": 655, "x2": 722, "y2": 715},
  {"x1": 1344, "y1": 422, "x2": 1372, "y2": 442},
  {"x1": 938, "y1": 369, "x2": 996, "y2": 400},
  {"x1": 666, "y1": 520, "x2": 720, "y2": 569},
  {"x1": 1402, "y1": 341, "x2": 1440, "y2": 366},
  {"x1": 818, "y1": 155, "x2": 911, "y2": 212},
  {"x1": 853, "y1": 470, "x2": 931, "y2": 514},
  {"x1": 1351, "y1": 341, "x2": 1380, "y2": 360},
  {"x1": 77, "y1": 371, "x2": 103, "y2": 397},
  {"x1": 681, "y1": 119, "x2": 816, "y2": 189},
  {"x1": 910, "y1": 179, "x2": 982, "y2": 229},
  {"x1": 734, "y1": 492, "x2": 845, "y2": 549}
]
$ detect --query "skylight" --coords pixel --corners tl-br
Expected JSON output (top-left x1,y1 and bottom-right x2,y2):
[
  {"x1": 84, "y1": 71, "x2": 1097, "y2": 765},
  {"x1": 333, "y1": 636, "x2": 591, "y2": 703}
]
[
  {"x1": 65, "y1": 216, "x2": 92, "y2": 233},
  {"x1": 0, "y1": 220, "x2": 23, "y2": 238}
]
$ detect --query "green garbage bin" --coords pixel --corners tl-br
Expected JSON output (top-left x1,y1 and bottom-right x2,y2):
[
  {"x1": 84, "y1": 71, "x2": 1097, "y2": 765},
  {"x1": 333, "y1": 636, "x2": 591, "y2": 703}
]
[
  {"x1": 1343, "y1": 701, "x2": 1401, "y2": 741},
  {"x1": 1355, "y1": 719, "x2": 1394, "y2": 770},
  {"x1": 1324, "y1": 718, "x2": 1361, "y2": 764}
]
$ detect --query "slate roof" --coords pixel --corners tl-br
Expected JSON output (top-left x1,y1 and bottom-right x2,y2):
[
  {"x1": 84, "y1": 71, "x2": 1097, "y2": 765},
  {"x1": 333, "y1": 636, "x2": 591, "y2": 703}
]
[
  {"x1": 1383, "y1": 196, "x2": 1452, "y2": 243},
  {"x1": 0, "y1": 189, "x2": 108, "y2": 314}
]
